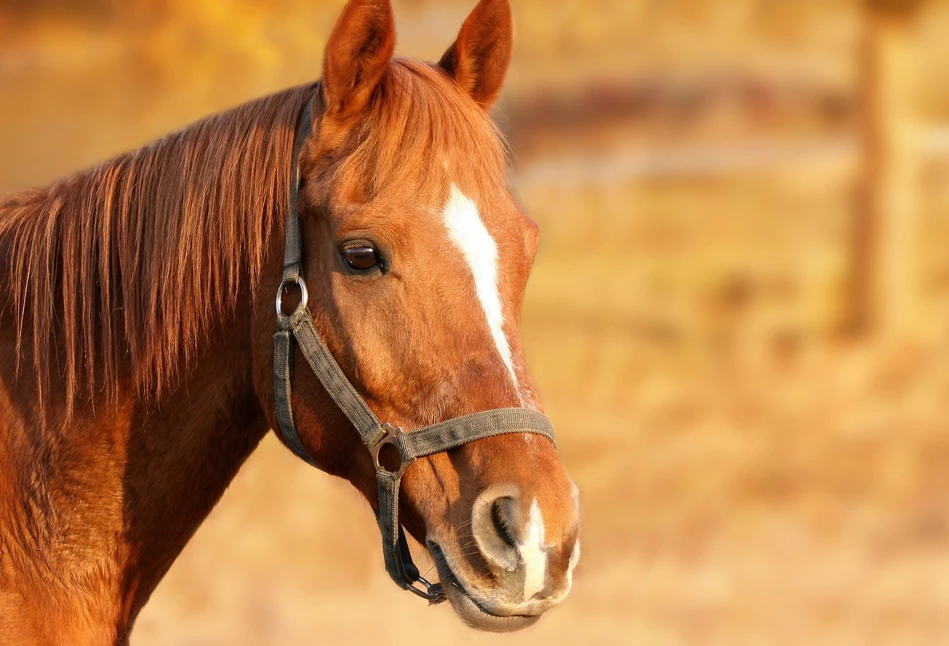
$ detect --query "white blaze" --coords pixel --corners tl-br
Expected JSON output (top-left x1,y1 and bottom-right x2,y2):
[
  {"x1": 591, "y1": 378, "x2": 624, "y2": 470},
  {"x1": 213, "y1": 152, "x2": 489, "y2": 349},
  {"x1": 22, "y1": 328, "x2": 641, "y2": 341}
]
[
  {"x1": 519, "y1": 499, "x2": 548, "y2": 599},
  {"x1": 441, "y1": 184, "x2": 520, "y2": 393}
]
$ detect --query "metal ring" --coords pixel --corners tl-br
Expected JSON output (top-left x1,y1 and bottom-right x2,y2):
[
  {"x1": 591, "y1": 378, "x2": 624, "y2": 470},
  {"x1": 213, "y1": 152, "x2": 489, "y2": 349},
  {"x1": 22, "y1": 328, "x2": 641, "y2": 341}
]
[
  {"x1": 275, "y1": 276, "x2": 309, "y2": 317},
  {"x1": 407, "y1": 576, "x2": 445, "y2": 603},
  {"x1": 372, "y1": 423, "x2": 415, "y2": 478}
]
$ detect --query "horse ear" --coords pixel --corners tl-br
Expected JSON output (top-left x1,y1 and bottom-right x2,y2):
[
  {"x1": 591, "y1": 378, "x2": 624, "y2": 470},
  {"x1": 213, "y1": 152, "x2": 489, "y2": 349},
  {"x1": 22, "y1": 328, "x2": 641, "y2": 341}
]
[
  {"x1": 438, "y1": 0, "x2": 513, "y2": 109},
  {"x1": 322, "y1": 0, "x2": 396, "y2": 119}
]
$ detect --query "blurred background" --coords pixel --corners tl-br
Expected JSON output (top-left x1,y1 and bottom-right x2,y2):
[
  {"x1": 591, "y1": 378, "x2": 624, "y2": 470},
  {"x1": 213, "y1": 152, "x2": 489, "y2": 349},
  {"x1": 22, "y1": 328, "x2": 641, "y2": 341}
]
[{"x1": 3, "y1": 0, "x2": 949, "y2": 644}]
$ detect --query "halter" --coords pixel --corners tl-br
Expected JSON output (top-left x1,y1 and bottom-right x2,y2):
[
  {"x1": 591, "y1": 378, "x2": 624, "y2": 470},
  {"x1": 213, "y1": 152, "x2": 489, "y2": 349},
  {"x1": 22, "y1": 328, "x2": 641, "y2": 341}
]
[{"x1": 273, "y1": 102, "x2": 556, "y2": 602}]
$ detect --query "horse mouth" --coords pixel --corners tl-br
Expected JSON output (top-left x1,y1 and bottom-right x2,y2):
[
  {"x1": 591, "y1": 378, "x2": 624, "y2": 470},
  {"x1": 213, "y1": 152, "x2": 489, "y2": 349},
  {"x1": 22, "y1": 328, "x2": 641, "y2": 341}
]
[{"x1": 427, "y1": 542, "x2": 541, "y2": 633}]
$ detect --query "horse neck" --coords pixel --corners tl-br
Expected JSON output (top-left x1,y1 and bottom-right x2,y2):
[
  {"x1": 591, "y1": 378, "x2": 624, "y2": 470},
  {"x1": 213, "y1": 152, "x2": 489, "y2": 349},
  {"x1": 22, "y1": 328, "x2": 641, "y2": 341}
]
[
  {"x1": 114, "y1": 307, "x2": 271, "y2": 614},
  {"x1": 0, "y1": 229, "x2": 272, "y2": 641}
]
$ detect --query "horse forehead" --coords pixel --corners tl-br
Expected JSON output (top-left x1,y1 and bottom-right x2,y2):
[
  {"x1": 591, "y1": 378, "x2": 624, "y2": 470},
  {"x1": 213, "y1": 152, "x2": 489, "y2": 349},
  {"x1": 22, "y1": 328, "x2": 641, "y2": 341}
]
[
  {"x1": 365, "y1": 178, "x2": 521, "y2": 246},
  {"x1": 436, "y1": 177, "x2": 522, "y2": 234}
]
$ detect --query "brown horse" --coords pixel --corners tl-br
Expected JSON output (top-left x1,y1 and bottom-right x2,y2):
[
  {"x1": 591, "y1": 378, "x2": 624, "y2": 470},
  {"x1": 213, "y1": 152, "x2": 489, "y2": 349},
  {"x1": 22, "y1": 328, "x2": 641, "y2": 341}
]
[{"x1": 0, "y1": 0, "x2": 579, "y2": 643}]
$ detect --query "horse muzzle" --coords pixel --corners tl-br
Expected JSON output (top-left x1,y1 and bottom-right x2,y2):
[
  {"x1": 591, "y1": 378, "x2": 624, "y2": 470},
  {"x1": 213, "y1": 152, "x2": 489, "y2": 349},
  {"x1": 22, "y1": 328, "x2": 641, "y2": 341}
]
[{"x1": 425, "y1": 484, "x2": 581, "y2": 633}]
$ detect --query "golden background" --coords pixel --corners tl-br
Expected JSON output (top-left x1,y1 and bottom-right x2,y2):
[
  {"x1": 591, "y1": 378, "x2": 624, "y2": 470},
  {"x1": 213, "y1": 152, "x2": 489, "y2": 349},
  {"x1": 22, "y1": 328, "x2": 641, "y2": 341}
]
[{"x1": 3, "y1": 0, "x2": 949, "y2": 644}]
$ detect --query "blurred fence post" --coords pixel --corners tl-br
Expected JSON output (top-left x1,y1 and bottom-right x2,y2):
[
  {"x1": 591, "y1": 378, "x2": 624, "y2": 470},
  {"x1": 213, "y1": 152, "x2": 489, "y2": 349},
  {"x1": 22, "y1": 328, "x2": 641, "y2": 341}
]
[{"x1": 854, "y1": 0, "x2": 924, "y2": 337}]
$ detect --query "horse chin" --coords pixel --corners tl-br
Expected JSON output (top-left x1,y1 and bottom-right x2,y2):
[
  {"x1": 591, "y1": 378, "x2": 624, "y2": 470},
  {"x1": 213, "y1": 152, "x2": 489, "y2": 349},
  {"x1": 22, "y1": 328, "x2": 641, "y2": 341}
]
[
  {"x1": 428, "y1": 542, "x2": 541, "y2": 633},
  {"x1": 443, "y1": 582, "x2": 541, "y2": 633}
]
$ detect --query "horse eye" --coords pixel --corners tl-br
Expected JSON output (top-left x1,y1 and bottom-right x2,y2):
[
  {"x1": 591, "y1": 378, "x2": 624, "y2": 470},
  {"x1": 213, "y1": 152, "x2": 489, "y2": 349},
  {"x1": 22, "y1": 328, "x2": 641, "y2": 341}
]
[{"x1": 340, "y1": 242, "x2": 380, "y2": 272}]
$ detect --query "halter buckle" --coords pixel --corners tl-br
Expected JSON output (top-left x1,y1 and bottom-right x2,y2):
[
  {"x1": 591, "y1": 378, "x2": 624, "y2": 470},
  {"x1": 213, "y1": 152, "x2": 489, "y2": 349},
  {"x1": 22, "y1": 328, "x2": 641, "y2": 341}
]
[{"x1": 371, "y1": 423, "x2": 415, "y2": 478}]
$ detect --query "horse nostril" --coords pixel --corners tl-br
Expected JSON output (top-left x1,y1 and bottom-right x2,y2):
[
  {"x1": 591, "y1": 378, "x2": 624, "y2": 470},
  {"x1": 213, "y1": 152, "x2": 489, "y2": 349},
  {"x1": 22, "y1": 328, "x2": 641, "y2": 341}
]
[
  {"x1": 471, "y1": 489, "x2": 522, "y2": 573},
  {"x1": 491, "y1": 497, "x2": 519, "y2": 548}
]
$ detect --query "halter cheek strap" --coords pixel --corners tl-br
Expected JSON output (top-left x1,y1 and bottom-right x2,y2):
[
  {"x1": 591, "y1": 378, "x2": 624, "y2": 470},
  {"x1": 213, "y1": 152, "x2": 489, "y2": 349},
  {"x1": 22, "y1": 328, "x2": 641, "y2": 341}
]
[{"x1": 273, "y1": 102, "x2": 556, "y2": 602}]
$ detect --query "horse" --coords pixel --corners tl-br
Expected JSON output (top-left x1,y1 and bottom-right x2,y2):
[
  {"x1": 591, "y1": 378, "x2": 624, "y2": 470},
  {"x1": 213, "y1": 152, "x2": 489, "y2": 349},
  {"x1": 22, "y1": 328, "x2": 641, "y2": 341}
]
[{"x1": 0, "y1": 0, "x2": 580, "y2": 643}]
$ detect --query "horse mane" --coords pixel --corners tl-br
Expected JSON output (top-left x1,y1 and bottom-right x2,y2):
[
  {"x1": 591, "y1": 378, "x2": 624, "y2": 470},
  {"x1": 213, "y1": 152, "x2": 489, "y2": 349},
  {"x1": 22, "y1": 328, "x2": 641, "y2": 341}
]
[
  {"x1": 0, "y1": 58, "x2": 509, "y2": 420},
  {"x1": 0, "y1": 83, "x2": 314, "y2": 416}
]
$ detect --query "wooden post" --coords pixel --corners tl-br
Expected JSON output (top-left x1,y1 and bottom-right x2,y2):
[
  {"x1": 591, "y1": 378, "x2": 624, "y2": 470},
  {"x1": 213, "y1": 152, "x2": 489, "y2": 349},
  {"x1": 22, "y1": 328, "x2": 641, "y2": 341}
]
[{"x1": 854, "y1": 0, "x2": 924, "y2": 337}]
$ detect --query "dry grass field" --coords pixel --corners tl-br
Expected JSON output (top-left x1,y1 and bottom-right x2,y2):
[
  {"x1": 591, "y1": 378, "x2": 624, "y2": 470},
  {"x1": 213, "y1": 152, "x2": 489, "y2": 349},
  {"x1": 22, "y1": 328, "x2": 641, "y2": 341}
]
[{"x1": 4, "y1": 1, "x2": 949, "y2": 644}]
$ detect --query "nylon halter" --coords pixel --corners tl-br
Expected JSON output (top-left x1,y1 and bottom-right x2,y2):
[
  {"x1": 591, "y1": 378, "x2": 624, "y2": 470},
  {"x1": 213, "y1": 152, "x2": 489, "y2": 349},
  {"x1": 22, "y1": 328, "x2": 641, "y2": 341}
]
[{"x1": 273, "y1": 102, "x2": 556, "y2": 601}]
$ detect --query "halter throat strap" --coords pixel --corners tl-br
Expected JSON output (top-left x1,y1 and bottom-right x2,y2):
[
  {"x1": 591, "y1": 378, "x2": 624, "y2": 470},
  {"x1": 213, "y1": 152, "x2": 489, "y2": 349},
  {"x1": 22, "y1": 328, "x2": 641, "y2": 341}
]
[{"x1": 273, "y1": 102, "x2": 556, "y2": 602}]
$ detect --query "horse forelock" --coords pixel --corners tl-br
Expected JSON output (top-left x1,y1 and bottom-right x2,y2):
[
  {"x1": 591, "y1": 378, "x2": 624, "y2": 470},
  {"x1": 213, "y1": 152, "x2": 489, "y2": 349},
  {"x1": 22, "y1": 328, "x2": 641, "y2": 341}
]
[{"x1": 319, "y1": 59, "x2": 511, "y2": 203}]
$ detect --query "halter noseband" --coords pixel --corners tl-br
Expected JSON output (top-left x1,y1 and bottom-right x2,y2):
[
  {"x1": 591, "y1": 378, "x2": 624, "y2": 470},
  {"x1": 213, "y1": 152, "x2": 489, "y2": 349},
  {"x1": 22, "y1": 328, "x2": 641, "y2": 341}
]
[{"x1": 272, "y1": 102, "x2": 556, "y2": 602}]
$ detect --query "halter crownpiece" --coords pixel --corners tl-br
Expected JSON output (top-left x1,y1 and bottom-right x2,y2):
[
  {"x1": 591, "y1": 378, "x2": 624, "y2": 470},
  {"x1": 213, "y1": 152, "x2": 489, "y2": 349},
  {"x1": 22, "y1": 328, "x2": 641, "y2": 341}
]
[{"x1": 272, "y1": 102, "x2": 556, "y2": 602}]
